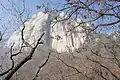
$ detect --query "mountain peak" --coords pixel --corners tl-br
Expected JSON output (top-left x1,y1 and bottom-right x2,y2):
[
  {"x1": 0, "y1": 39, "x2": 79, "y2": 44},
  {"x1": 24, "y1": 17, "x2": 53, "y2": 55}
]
[{"x1": 7, "y1": 11, "x2": 89, "y2": 53}]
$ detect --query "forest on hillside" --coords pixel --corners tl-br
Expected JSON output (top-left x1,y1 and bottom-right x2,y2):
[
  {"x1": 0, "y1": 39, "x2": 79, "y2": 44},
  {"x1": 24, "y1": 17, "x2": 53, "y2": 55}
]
[{"x1": 0, "y1": 0, "x2": 120, "y2": 80}]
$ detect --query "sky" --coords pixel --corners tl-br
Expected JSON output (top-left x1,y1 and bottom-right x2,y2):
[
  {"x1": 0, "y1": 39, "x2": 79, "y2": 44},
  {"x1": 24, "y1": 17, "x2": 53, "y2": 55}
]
[
  {"x1": 0, "y1": 0, "x2": 66, "y2": 38},
  {"x1": 0, "y1": 0, "x2": 119, "y2": 38},
  {"x1": 0, "y1": 0, "x2": 66, "y2": 22},
  {"x1": 0, "y1": 0, "x2": 66, "y2": 15}
]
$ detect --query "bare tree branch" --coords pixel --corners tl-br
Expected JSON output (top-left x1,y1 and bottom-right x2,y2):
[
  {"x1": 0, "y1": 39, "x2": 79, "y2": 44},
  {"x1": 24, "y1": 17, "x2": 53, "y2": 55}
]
[
  {"x1": 33, "y1": 52, "x2": 51, "y2": 80},
  {"x1": 87, "y1": 57, "x2": 120, "y2": 80},
  {"x1": 4, "y1": 33, "x2": 44, "y2": 80},
  {"x1": 0, "y1": 43, "x2": 15, "y2": 76}
]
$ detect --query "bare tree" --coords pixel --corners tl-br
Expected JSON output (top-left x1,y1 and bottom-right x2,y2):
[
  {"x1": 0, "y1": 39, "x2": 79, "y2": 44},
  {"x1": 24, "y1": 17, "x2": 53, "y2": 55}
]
[{"x1": 0, "y1": 0, "x2": 120, "y2": 80}]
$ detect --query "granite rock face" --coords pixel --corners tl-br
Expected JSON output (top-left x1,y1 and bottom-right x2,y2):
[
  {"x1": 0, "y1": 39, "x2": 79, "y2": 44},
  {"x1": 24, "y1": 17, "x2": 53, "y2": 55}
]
[
  {"x1": 5, "y1": 11, "x2": 90, "y2": 80},
  {"x1": 7, "y1": 11, "x2": 89, "y2": 53}
]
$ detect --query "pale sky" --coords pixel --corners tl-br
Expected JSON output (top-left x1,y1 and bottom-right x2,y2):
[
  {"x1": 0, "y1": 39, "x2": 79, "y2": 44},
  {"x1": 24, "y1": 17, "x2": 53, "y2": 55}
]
[
  {"x1": 0, "y1": 0, "x2": 66, "y2": 38},
  {"x1": 0, "y1": 0, "x2": 119, "y2": 38}
]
